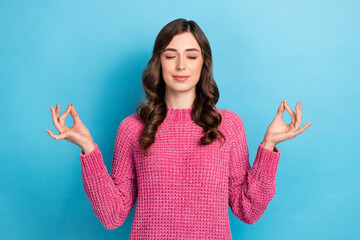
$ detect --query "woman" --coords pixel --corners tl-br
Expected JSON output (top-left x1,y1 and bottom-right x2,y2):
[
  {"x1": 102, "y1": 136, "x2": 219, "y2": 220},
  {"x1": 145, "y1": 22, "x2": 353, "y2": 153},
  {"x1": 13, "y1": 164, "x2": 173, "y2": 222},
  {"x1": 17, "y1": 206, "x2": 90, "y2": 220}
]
[{"x1": 46, "y1": 18, "x2": 312, "y2": 239}]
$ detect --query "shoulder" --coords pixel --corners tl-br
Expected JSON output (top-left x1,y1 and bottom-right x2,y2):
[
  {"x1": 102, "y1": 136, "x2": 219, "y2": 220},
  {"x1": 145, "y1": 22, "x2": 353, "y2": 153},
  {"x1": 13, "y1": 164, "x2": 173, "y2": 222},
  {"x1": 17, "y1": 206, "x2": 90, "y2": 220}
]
[
  {"x1": 120, "y1": 113, "x2": 144, "y2": 128},
  {"x1": 118, "y1": 113, "x2": 144, "y2": 140},
  {"x1": 215, "y1": 108, "x2": 246, "y2": 145},
  {"x1": 215, "y1": 107, "x2": 244, "y2": 127}
]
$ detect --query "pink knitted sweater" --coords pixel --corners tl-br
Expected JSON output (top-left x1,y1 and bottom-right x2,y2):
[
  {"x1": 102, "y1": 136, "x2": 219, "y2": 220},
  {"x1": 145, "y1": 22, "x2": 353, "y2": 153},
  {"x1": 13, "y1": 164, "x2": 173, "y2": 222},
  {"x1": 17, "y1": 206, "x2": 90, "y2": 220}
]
[{"x1": 79, "y1": 107, "x2": 281, "y2": 239}]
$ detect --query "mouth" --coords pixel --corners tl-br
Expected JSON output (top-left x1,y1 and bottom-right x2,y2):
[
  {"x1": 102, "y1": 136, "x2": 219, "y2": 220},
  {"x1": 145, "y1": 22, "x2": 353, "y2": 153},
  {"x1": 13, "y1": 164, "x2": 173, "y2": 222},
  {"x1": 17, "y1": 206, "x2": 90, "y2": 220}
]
[{"x1": 173, "y1": 75, "x2": 190, "y2": 81}]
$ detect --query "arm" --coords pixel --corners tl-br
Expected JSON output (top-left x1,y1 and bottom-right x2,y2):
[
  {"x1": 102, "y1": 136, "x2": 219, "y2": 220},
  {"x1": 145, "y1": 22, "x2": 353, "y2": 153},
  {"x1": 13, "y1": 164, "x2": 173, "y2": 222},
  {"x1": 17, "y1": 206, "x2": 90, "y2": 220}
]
[
  {"x1": 79, "y1": 118, "x2": 137, "y2": 230},
  {"x1": 228, "y1": 112, "x2": 280, "y2": 224}
]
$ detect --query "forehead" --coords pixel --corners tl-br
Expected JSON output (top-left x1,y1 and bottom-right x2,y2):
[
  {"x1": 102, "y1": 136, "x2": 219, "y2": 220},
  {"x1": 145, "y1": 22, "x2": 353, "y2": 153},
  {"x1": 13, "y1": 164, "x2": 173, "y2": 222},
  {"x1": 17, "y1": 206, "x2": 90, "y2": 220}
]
[{"x1": 164, "y1": 32, "x2": 201, "y2": 52}]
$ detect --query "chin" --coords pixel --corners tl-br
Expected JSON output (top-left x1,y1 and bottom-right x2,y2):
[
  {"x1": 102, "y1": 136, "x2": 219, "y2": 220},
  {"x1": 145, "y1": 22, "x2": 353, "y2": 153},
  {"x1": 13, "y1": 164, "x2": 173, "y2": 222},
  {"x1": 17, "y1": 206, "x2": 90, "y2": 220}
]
[{"x1": 169, "y1": 85, "x2": 196, "y2": 93}]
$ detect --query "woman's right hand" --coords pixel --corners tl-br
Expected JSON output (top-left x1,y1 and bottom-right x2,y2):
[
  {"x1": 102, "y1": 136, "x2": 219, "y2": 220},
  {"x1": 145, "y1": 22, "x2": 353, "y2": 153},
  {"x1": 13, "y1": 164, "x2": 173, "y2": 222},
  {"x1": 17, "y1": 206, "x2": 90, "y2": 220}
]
[{"x1": 46, "y1": 103, "x2": 95, "y2": 153}]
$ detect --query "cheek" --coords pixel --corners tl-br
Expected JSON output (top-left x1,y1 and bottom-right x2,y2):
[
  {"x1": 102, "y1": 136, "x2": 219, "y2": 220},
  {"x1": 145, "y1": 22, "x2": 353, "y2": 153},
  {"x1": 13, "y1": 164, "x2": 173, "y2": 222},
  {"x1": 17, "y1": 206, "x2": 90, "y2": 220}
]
[
  {"x1": 192, "y1": 60, "x2": 203, "y2": 74},
  {"x1": 161, "y1": 60, "x2": 173, "y2": 74},
  {"x1": 161, "y1": 61, "x2": 173, "y2": 83},
  {"x1": 160, "y1": 61, "x2": 169, "y2": 76}
]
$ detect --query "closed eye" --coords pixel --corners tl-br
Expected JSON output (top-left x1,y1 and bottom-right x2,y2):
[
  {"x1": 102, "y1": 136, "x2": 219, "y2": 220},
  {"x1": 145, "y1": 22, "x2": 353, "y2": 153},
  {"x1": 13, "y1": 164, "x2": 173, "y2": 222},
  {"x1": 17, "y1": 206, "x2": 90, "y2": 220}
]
[{"x1": 165, "y1": 56, "x2": 197, "y2": 59}]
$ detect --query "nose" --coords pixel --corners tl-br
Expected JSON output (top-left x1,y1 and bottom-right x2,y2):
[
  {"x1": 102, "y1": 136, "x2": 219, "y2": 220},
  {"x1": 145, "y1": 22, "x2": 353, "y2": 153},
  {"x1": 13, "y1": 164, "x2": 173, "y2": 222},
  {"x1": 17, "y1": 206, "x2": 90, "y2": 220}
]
[{"x1": 176, "y1": 55, "x2": 185, "y2": 70}]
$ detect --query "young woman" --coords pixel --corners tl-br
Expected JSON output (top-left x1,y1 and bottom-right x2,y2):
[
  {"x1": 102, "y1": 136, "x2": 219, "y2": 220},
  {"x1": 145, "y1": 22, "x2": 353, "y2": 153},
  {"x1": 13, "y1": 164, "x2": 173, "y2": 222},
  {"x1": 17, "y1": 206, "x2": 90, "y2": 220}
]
[{"x1": 47, "y1": 18, "x2": 312, "y2": 239}]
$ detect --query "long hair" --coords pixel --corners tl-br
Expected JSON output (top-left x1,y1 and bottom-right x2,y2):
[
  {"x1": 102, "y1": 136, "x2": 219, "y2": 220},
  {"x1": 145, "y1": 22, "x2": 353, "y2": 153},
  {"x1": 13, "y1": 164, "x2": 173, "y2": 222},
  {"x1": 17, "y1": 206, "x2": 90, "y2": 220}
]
[{"x1": 135, "y1": 18, "x2": 226, "y2": 156}]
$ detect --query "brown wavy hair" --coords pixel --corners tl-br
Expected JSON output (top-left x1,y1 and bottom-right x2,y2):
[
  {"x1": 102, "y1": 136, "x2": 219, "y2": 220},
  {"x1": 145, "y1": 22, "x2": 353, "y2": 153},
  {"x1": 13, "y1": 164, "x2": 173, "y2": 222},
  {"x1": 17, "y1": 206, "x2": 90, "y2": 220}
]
[{"x1": 135, "y1": 18, "x2": 226, "y2": 156}]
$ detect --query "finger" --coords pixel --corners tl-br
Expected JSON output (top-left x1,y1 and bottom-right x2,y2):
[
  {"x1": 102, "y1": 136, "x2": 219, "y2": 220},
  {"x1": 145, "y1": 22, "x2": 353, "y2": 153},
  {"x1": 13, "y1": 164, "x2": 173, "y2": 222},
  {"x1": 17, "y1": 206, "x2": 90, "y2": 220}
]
[
  {"x1": 46, "y1": 129, "x2": 67, "y2": 141},
  {"x1": 69, "y1": 104, "x2": 82, "y2": 124},
  {"x1": 59, "y1": 104, "x2": 72, "y2": 125},
  {"x1": 275, "y1": 101, "x2": 286, "y2": 119},
  {"x1": 55, "y1": 102, "x2": 60, "y2": 117},
  {"x1": 50, "y1": 104, "x2": 62, "y2": 132},
  {"x1": 283, "y1": 101, "x2": 296, "y2": 126},
  {"x1": 294, "y1": 122, "x2": 312, "y2": 136},
  {"x1": 295, "y1": 100, "x2": 302, "y2": 130},
  {"x1": 298, "y1": 100, "x2": 303, "y2": 119}
]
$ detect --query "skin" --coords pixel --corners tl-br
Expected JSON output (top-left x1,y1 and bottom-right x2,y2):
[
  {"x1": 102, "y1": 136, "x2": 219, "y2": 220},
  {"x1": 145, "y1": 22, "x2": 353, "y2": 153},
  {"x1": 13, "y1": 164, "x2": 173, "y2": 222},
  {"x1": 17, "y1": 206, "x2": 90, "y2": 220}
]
[
  {"x1": 46, "y1": 103, "x2": 95, "y2": 153},
  {"x1": 46, "y1": 33, "x2": 312, "y2": 153},
  {"x1": 161, "y1": 32, "x2": 204, "y2": 109},
  {"x1": 261, "y1": 100, "x2": 312, "y2": 151}
]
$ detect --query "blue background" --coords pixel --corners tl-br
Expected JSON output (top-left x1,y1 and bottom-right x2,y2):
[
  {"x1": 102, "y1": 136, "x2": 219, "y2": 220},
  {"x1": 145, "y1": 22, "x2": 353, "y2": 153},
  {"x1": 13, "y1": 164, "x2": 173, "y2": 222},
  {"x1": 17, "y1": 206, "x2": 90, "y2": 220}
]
[{"x1": 1, "y1": 0, "x2": 359, "y2": 239}]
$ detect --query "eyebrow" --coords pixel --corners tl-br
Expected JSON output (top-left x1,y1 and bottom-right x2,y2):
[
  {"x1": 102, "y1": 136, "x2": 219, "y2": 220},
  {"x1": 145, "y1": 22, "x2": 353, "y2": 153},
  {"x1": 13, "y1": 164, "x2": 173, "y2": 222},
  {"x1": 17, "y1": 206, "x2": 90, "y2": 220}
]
[{"x1": 163, "y1": 48, "x2": 200, "y2": 53}]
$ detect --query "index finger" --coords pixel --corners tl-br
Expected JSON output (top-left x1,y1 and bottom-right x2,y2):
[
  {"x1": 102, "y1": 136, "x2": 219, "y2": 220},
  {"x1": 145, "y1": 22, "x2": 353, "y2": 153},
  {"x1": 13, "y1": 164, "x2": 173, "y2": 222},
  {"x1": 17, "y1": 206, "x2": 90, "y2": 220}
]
[
  {"x1": 59, "y1": 104, "x2": 72, "y2": 123},
  {"x1": 284, "y1": 101, "x2": 296, "y2": 125},
  {"x1": 69, "y1": 104, "x2": 82, "y2": 124}
]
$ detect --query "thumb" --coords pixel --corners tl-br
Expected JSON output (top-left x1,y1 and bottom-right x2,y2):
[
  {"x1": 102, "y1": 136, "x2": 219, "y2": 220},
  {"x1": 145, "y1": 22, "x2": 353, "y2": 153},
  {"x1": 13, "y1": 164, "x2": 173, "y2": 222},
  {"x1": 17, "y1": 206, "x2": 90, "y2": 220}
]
[{"x1": 69, "y1": 104, "x2": 82, "y2": 124}]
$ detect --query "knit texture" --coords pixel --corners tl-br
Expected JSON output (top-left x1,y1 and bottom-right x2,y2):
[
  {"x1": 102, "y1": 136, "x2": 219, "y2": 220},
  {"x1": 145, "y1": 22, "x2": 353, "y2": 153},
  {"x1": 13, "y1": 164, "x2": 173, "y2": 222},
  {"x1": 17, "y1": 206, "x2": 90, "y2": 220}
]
[{"x1": 79, "y1": 107, "x2": 281, "y2": 239}]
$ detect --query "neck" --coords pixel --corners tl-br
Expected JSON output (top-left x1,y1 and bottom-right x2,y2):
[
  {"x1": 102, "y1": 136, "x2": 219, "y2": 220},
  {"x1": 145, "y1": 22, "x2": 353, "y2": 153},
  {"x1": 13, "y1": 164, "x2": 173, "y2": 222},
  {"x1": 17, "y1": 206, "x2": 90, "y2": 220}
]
[
  {"x1": 164, "y1": 87, "x2": 196, "y2": 109},
  {"x1": 162, "y1": 107, "x2": 193, "y2": 124}
]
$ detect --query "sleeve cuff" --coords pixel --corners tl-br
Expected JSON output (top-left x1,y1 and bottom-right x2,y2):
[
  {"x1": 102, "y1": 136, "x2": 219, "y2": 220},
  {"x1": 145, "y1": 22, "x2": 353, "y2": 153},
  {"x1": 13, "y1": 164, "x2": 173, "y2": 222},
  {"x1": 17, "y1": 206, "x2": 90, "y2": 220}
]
[
  {"x1": 79, "y1": 143, "x2": 107, "y2": 176},
  {"x1": 251, "y1": 141, "x2": 281, "y2": 180}
]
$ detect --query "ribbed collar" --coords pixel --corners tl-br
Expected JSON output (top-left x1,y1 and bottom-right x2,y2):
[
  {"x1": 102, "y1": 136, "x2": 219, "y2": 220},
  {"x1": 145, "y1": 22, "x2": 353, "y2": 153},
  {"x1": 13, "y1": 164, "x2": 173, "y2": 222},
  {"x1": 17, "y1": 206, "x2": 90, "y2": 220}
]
[{"x1": 163, "y1": 107, "x2": 193, "y2": 124}]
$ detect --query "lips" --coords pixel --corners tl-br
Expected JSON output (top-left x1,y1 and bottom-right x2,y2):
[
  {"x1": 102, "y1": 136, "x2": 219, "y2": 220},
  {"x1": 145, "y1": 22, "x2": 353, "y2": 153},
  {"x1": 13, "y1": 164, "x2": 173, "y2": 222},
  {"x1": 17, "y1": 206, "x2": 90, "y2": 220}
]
[{"x1": 173, "y1": 75, "x2": 189, "y2": 81}]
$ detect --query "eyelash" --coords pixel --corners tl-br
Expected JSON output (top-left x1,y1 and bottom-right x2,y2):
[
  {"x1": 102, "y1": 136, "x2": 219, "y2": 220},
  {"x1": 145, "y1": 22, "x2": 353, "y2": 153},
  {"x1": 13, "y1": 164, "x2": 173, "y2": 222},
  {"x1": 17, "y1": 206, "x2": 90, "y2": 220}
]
[{"x1": 165, "y1": 56, "x2": 197, "y2": 59}]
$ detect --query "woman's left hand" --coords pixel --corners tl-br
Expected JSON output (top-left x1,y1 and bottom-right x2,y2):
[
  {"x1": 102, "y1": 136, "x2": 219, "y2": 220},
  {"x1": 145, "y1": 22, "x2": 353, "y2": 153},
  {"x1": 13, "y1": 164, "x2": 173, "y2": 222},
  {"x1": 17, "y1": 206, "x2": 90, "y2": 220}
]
[{"x1": 261, "y1": 100, "x2": 312, "y2": 150}]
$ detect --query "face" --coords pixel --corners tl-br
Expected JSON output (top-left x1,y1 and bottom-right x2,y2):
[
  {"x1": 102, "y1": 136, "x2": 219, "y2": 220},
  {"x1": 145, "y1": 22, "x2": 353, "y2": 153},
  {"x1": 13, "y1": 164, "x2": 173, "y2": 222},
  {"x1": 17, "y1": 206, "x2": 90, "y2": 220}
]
[{"x1": 160, "y1": 32, "x2": 204, "y2": 94}]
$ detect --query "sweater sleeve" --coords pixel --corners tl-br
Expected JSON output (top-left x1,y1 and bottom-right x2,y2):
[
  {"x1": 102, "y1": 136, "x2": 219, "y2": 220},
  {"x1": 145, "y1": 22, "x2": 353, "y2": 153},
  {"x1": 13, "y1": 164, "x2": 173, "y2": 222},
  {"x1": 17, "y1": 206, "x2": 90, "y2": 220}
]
[
  {"x1": 227, "y1": 111, "x2": 280, "y2": 224},
  {"x1": 79, "y1": 117, "x2": 137, "y2": 230}
]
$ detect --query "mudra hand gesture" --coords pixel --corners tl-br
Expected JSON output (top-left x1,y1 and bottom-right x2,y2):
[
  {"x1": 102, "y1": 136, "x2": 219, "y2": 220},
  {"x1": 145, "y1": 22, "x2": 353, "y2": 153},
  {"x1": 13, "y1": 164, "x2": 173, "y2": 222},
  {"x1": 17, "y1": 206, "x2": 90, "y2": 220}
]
[
  {"x1": 46, "y1": 103, "x2": 96, "y2": 154},
  {"x1": 261, "y1": 100, "x2": 312, "y2": 150}
]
